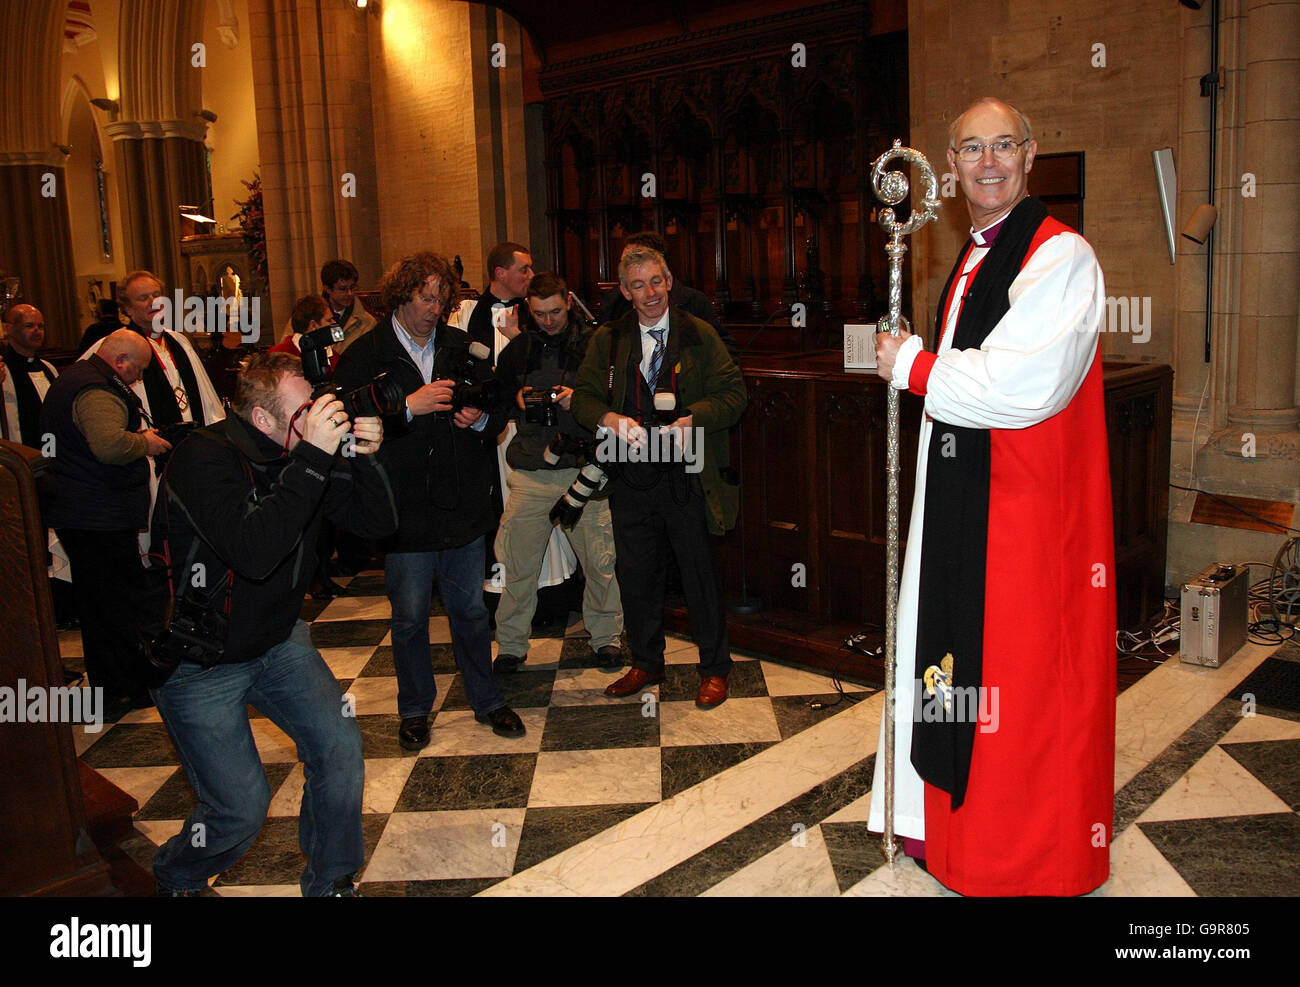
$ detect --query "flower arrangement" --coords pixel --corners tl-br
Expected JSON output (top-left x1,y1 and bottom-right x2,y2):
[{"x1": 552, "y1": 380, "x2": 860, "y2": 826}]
[{"x1": 232, "y1": 173, "x2": 267, "y2": 287}]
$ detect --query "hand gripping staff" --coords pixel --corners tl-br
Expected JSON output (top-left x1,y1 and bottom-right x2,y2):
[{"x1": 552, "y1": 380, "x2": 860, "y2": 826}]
[{"x1": 871, "y1": 140, "x2": 940, "y2": 865}]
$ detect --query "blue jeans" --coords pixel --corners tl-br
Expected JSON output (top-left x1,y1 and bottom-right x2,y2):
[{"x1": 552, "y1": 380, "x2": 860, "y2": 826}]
[
  {"x1": 150, "y1": 621, "x2": 364, "y2": 896},
  {"x1": 386, "y1": 536, "x2": 505, "y2": 719}
]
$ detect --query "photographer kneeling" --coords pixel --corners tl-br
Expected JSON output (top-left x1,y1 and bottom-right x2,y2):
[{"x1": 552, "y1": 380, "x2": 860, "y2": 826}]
[{"x1": 145, "y1": 351, "x2": 397, "y2": 897}]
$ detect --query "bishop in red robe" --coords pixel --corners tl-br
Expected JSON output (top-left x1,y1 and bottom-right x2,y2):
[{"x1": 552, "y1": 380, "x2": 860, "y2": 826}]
[{"x1": 871, "y1": 97, "x2": 1116, "y2": 896}]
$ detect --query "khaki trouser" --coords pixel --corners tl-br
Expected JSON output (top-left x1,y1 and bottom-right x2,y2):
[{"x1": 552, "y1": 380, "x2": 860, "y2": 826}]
[{"x1": 493, "y1": 467, "x2": 622, "y2": 656}]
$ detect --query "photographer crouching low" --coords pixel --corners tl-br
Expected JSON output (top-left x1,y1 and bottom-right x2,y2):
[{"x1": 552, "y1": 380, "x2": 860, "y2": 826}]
[{"x1": 143, "y1": 351, "x2": 397, "y2": 897}]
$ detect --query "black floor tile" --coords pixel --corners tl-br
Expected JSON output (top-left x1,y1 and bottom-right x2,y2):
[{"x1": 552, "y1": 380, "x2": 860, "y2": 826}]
[
  {"x1": 359, "y1": 644, "x2": 459, "y2": 678},
  {"x1": 820, "y1": 821, "x2": 888, "y2": 892},
  {"x1": 135, "y1": 762, "x2": 296, "y2": 822},
  {"x1": 394, "y1": 753, "x2": 538, "y2": 811},
  {"x1": 627, "y1": 755, "x2": 874, "y2": 897},
  {"x1": 355, "y1": 713, "x2": 413, "y2": 758},
  {"x1": 343, "y1": 573, "x2": 388, "y2": 596},
  {"x1": 1231, "y1": 657, "x2": 1300, "y2": 714},
  {"x1": 298, "y1": 596, "x2": 331, "y2": 622},
  {"x1": 659, "y1": 659, "x2": 767, "y2": 702},
  {"x1": 309, "y1": 618, "x2": 390, "y2": 649},
  {"x1": 660, "y1": 742, "x2": 774, "y2": 800},
  {"x1": 440, "y1": 668, "x2": 555, "y2": 711},
  {"x1": 359, "y1": 878, "x2": 501, "y2": 897},
  {"x1": 514, "y1": 803, "x2": 652, "y2": 873},
  {"x1": 540, "y1": 703, "x2": 660, "y2": 751},
  {"x1": 213, "y1": 813, "x2": 388, "y2": 889},
  {"x1": 1221, "y1": 738, "x2": 1300, "y2": 809},
  {"x1": 81, "y1": 723, "x2": 179, "y2": 768},
  {"x1": 770, "y1": 692, "x2": 870, "y2": 740},
  {"x1": 1139, "y1": 813, "x2": 1300, "y2": 896}
]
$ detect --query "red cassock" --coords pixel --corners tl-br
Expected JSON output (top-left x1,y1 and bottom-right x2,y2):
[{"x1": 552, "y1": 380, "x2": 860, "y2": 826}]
[{"x1": 871, "y1": 215, "x2": 1116, "y2": 896}]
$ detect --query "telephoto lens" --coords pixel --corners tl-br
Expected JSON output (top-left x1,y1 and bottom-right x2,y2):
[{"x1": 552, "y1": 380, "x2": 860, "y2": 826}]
[
  {"x1": 339, "y1": 371, "x2": 406, "y2": 419},
  {"x1": 549, "y1": 463, "x2": 606, "y2": 529}
]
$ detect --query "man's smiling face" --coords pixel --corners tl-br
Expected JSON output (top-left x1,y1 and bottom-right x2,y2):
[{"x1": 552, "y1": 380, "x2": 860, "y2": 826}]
[{"x1": 947, "y1": 100, "x2": 1037, "y2": 230}]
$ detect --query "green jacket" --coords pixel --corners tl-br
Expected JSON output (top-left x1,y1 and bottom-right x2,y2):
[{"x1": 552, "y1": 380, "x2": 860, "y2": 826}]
[{"x1": 571, "y1": 307, "x2": 747, "y2": 534}]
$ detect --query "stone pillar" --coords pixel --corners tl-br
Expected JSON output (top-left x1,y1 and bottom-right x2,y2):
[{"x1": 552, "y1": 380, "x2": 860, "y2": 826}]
[
  {"x1": 0, "y1": 1, "x2": 79, "y2": 346},
  {"x1": 1198, "y1": 0, "x2": 1300, "y2": 501},
  {"x1": 247, "y1": 0, "x2": 380, "y2": 329},
  {"x1": 104, "y1": 121, "x2": 208, "y2": 294},
  {"x1": 0, "y1": 161, "x2": 80, "y2": 348}
]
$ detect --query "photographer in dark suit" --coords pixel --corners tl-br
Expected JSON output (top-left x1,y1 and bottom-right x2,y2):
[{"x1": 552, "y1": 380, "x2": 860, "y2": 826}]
[
  {"x1": 334, "y1": 252, "x2": 524, "y2": 751},
  {"x1": 145, "y1": 350, "x2": 396, "y2": 896}
]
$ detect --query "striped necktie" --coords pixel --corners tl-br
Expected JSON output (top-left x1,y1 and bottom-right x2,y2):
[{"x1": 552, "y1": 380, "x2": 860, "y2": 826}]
[{"x1": 647, "y1": 327, "x2": 665, "y2": 389}]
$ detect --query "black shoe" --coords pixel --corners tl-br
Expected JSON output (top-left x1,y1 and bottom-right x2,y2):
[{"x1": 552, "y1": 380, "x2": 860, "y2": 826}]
[
  {"x1": 326, "y1": 873, "x2": 360, "y2": 896},
  {"x1": 398, "y1": 715, "x2": 431, "y2": 751},
  {"x1": 312, "y1": 578, "x2": 347, "y2": 600},
  {"x1": 593, "y1": 645, "x2": 624, "y2": 669},
  {"x1": 474, "y1": 705, "x2": 525, "y2": 738},
  {"x1": 493, "y1": 652, "x2": 526, "y2": 673}
]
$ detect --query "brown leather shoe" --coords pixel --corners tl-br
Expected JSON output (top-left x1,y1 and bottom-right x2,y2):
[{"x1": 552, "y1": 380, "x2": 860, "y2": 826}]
[
  {"x1": 696, "y1": 676, "x2": 728, "y2": 709},
  {"x1": 604, "y1": 667, "x2": 663, "y2": 698}
]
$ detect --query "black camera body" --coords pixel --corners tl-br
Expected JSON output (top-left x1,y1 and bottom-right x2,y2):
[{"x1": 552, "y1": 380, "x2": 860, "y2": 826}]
[
  {"x1": 299, "y1": 322, "x2": 406, "y2": 420},
  {"x1": 542, "y1": 431, "x2": 592, "y2": 467},
  {"x1": 523, "y1": 386, "x2": 562, "y2": 427},
  {"x1": 145, "y1": 593, "x2": 228, "y2": 681},
  {"x1": 446, "y1": 341, "x2": 501, "y2": 413},
  {"x1": 152, "y1": 421, "x2": 200, "y2": 475}
]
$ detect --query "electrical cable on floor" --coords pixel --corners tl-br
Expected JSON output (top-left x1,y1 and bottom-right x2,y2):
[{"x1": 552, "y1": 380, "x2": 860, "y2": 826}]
[{"x1": 807, "y1": 627, "x2": 882, "y2": 710}]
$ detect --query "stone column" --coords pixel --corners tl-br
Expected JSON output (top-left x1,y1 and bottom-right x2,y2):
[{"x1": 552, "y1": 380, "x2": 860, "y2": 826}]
[
  {"x1": 247, "y1": 0, "x2": 380, "y2": 328},
  {"x1": 0, "y1": 1, "x2": 79, "y2": 346},
  {"x1": 1199, "y1": 0, "x2": 1300, "y2": 501},
  {"x1": 104, "y1": 120, "x2": 208, "y2": 293}
]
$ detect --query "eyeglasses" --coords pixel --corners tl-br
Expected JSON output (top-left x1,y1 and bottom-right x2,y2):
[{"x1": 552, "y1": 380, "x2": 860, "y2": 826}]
[
  {"x1": 953, "y1": 138, "x2": 1031, "y2": 162},
  {"x1": 415, "y1": 293, "x2": 445, "y2": 308}
]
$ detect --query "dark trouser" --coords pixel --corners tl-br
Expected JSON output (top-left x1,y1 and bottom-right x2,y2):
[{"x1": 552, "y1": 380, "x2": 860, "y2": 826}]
[
  {"x1": 609, "y1": 471, "x2": 731, "y2": 679},
  {"x1": 57, "y1": 527, "x2": 148, "y2": 699}
]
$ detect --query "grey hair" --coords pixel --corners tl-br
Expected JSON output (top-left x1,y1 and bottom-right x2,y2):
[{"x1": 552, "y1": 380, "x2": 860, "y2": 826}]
[
  {"x1": 948, "y1": 97, "x2": 1034, "y2": 147},
  {"x1": 618, "y1": 247, "x2": 672, "y2": 287}
]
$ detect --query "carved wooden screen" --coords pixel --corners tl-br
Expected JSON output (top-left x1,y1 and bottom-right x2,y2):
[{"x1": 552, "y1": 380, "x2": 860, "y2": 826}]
[{"x1": 540, "y1": 8, "x2": 908, "y2": 349}]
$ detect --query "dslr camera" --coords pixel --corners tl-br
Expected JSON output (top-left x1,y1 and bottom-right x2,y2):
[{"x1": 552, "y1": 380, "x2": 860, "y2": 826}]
[
  {"x1": 299, "y1": 322, "x2": 406, "y2": 420},
  {"x1": 443, "y1": 340, "x2": 501, "y2": 413},
  {"x1": 523, "y1": 386, "x2": 563, "y2": 428}
]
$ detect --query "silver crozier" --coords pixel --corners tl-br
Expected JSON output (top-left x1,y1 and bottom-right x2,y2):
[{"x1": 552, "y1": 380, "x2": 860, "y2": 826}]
[{"x1": 870, "y1": 140, "x2": 940, "y2": 865}]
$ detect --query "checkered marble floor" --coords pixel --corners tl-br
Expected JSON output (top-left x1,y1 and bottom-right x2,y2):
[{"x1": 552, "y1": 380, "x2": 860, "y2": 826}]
[{"x1": 60, "y1": 573, "x2": 1299, "y2": 897}]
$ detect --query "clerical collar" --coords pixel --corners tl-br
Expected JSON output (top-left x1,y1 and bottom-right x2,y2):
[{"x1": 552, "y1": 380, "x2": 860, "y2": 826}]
[
  {"x1": 3, "y1": 347, "x2": 37, "y2": 366},
  {"x1": 971, "y1": 213, "x2": 1012, "y2": 247}
]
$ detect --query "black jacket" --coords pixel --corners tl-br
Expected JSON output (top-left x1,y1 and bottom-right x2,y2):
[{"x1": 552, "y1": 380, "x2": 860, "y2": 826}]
[
  {"x1": 149, "y1": 413, "x2": 397, "y2": 663},
  {"x1": 464, "y1": 288, "x2": 536, "y2": 353},
  {"x1": 333, "y1": 315, "x2": 508, "y2": 551},
  {"x1": 495, "y1": 322, "x2": 594, "y2": 471}
]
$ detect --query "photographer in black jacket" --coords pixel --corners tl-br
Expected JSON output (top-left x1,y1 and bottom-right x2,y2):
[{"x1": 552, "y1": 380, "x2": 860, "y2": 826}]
[
  {"x1": 146, "y1": 351, "x2": 396, "y2": 897},
  {"x1": 334, "y1": 252, "x2": 524, "y2": 751},
  {"x1": 491, "y1": 273, "x2": 623, "y2": 673}
]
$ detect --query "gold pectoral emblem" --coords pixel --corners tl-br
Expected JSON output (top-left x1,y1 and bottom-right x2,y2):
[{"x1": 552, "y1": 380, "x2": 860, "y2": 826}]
[{"x1": 923, "y1": 653, "x2": 955, "y2": 713}]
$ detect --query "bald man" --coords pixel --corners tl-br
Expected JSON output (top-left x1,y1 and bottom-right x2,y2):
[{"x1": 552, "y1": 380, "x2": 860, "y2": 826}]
[
  {"x1": 1, "y1": 304, "x2": 59, "y2": 447},
  {"x1": 870, "y1": 97, "x2": 1113, "y2": 896},
  {"x1": 42, "y1": 329, "x2": 172, "y2": 715}
]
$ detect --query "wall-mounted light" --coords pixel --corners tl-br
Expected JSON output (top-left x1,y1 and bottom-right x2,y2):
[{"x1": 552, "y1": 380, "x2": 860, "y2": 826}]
[
  {"x1": 1181, "y1": 203, "x2": 1218, "y2": 244},
  {"x1": 89, "y1": 97, "x2": 119, "y2": 113},
  {"x1": 195, "y1": 109, "x2": 218, "y2": 124},
  {"x1": 54, "y1": 143, "x2": 72, "y2": 156}
]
